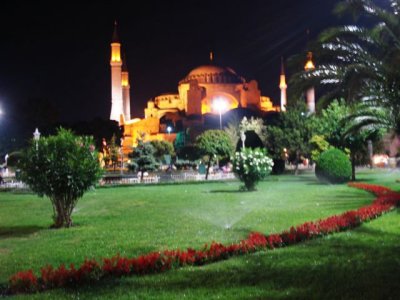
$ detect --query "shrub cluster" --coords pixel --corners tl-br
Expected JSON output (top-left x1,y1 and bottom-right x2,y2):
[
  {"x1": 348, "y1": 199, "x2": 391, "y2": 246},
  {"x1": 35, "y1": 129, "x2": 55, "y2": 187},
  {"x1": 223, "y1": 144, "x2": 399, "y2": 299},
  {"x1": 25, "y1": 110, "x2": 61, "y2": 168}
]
[
  {"x1": 232, "y1": 148, "x2": 274, "y2": 191},
  {"x1": 7, "y1": 182, "x2": 400, "y2": 295},
  {"x1": 174, "y1": 159, "x2": 198, "y2": 170},
  {"x1": 315, "y1": 148, "x2": 351, "y2": 183},
  {"x1": 18, "y1": 128, "x2": 102, "y2": 228}
]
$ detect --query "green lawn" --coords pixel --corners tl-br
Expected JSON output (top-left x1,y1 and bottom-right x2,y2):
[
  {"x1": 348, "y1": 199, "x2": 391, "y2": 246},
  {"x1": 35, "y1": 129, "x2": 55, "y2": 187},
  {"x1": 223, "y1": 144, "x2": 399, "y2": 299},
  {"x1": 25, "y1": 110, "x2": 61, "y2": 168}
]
[{"x1": 0, "y1": 169, "x2": 399, "y2": 299}]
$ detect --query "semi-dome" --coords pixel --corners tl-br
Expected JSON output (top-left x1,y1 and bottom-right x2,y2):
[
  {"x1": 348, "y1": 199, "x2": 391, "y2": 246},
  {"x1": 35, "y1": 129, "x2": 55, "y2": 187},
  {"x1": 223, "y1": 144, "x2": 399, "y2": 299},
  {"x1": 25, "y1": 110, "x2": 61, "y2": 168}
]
[{"x1": 180, "y1": 65, "x2": 245, "y2": 84}]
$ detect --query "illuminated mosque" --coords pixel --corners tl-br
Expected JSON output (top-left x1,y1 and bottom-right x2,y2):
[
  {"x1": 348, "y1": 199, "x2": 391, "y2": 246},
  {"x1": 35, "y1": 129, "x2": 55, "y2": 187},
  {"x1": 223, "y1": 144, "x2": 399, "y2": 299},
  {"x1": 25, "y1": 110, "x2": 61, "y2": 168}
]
[{"x1": 109, "y1": 24, "x2": 315, "y2": 149}]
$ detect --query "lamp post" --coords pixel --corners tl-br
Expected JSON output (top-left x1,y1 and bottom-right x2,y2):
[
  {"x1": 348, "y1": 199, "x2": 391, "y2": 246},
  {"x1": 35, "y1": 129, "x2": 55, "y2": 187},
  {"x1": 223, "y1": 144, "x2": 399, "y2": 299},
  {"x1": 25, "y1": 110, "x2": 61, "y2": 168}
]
[
  {"x1": 213, "y1": 98, "x2": 227, "y2": 130},
  {"x1": 120, "y1": 138, "x2": 124, "y2": 175},
  {"x1": 367, "y1": 140, "x2": 373, "y2": 168},
  {"x1": 240, "y1": 130, "x2": 246, "y2": 149},
  {"x1": 33, "y1": 128, "x2": 41, "y2": 151},
  {"x1": 167, "y1": 126, "x2": 172, "y2": 135}
]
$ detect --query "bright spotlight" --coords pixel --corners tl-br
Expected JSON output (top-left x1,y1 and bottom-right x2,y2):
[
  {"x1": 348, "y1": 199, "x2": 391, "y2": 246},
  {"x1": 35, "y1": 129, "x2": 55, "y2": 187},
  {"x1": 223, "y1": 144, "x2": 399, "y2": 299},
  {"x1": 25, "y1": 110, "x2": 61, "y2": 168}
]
[{"x1": 213, "y1": 98, "x2": 228, "y2": 129}]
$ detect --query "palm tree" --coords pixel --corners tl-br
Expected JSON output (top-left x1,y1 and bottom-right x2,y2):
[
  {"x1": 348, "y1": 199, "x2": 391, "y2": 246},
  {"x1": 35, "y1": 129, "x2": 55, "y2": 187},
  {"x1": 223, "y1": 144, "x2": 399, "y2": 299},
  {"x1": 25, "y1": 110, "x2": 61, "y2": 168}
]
[{"x1": 290, "y1": 0, "x2": 400, "y2": 134}]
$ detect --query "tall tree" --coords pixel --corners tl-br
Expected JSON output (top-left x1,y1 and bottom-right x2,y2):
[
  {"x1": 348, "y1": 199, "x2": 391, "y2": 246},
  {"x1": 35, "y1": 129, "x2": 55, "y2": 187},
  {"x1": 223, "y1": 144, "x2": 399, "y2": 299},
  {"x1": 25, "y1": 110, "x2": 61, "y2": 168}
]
[
  {"x1": 290, "y1": 0, "x2": 400, "y2": 135},
  {"x1": 108, "y1": 134, "x2": 120, "y2": 171},
  {"x1": 195, "y1": 130, "x2": 233, "y2": 179},
  {"x1": 266, "y1": 102, "x2": 315, "y2": 175},
  {"x1": 150, "y1": 140, "x2": 175, "y2": 163},
  {"x1": 128, "y1": 139, "x2": 159, "y2": 181}
]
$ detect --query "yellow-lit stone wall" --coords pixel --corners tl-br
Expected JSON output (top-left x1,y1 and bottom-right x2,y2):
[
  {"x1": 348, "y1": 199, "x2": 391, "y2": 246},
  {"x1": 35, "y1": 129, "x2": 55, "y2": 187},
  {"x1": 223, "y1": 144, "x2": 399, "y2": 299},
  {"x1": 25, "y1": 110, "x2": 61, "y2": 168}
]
[
  {"x1": 144, "y1": 77, "x2": 279, "y2": 119},
  {"x1": 154, "y1": 94, "x2": 184, "y2": 110},
  {"x1": 242, "y1": 80, "x2": 261, "y2": 108},
  {"x1": 180, "y1": 82, "x2": 241, "y2": 114},
  {"x1": 144, "y1": 101, "x2": 158, "y2": 118},
  {"x1": 123, "y1": 117, "x2": 160, "y2": 148}
]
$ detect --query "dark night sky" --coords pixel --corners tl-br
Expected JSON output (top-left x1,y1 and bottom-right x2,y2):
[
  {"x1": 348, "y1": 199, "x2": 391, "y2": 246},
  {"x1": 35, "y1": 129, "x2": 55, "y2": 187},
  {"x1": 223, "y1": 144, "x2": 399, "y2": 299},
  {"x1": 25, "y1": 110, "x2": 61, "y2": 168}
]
[{"x1": 0, "y1": 0, "x2": 348, "y2": 130}]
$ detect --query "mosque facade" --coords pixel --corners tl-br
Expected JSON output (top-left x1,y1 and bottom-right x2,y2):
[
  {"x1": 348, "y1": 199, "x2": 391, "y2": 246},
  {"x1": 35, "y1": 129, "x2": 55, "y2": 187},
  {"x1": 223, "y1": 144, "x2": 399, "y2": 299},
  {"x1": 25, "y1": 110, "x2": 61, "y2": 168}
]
[{"x1": 109, "y1": 24, "x2": 315, "y2": 149}]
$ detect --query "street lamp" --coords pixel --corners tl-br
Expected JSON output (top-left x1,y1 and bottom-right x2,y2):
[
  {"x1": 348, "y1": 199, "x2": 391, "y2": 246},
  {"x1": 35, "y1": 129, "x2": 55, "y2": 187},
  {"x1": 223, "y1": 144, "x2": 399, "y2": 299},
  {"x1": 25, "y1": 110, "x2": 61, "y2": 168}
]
[
  {"x1": 167, "y1": 126, "x2": 172, "y2": 135},
  {"x1": 33, "y1": 128, "x2": 41, "y2": 151},
  {"x1": 213, "y1": 98, "x2": 227, "y2": 130},
  {"x1": 367, "y1": 140, "x2": 373, "y2": 169},
  {"x1": 120, "y1": 138, "x2": 124, "y2": 175},
  {"x1": 240, "y1": 130, "x2": 246, "y2": 149}
]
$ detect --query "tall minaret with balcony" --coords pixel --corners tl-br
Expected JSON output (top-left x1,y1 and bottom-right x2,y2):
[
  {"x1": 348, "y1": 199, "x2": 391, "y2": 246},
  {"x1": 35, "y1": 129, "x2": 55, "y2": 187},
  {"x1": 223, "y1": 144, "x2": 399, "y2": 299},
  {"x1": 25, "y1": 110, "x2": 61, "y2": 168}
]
[
  {"x1": 279, "y1": 57, "x2": 287, "y2": 112},
  {"x1": 304, "y1": 51, "x2": 316, "y2": 113},
  {"x1": 121, "y1": 54, "x2": 131, "y2": 121},
  {"x1": 110, "y1": 22, "x2": 124, "y2": 123}
]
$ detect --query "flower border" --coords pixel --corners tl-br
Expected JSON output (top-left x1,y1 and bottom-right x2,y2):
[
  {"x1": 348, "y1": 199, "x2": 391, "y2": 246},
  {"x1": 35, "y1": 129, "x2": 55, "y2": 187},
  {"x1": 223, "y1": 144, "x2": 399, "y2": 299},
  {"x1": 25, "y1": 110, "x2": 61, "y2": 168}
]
[{"x1": 5, "y1": 182, "x2": 400, "y2": 295}]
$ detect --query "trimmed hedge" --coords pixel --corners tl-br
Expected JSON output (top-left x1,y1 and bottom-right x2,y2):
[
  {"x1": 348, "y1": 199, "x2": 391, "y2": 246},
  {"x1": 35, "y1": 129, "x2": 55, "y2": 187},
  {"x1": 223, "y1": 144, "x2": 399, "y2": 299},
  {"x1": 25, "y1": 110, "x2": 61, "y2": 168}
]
[{"x1": 315, "y1": 148, "x2": 351, "y2": 183}]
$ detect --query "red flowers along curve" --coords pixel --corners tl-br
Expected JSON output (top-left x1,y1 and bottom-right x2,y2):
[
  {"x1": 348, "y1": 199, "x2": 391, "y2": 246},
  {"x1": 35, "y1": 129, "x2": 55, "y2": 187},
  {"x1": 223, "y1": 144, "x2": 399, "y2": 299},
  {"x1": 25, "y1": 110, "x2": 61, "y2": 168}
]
[{"x1": 6, "y1": 183, "x2": 400, "y2": 295}]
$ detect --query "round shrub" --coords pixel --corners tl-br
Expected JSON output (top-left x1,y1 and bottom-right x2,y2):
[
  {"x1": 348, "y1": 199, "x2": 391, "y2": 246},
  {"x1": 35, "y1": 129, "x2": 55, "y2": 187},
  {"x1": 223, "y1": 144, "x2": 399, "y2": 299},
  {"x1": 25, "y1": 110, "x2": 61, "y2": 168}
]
[
  {"x1": 233, "y1": 147, "x2": 273, "y2": 191},
  {"x1": 19, "y1": 128, "x2": 103, "y2": 228},
  {"x1": 315, "y1": 148, "x2": 351, "y2": 183}
]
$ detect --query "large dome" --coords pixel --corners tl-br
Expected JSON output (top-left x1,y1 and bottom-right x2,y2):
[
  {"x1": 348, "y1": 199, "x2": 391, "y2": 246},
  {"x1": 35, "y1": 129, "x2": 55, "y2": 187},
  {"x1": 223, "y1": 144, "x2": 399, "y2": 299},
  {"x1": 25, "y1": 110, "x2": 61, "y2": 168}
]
[{"x1": 180, "y1": 65, "x2": 245, "y2": 84}]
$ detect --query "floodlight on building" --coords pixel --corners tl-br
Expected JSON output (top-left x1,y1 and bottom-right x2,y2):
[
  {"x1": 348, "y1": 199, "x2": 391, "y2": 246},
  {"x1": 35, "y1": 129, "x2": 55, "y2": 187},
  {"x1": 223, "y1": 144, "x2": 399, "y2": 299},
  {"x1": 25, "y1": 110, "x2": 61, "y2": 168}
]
[{"x1": 213, "y1": 98, "x2": 228, "y2": 130}]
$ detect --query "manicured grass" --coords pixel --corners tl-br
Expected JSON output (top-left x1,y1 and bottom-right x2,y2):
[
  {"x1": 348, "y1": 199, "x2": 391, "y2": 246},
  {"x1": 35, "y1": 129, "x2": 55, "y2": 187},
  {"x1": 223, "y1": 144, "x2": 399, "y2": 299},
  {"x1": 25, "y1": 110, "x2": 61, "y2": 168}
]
[{"x1": 0, "y1": 169, "x2": 399, "y2": 299}]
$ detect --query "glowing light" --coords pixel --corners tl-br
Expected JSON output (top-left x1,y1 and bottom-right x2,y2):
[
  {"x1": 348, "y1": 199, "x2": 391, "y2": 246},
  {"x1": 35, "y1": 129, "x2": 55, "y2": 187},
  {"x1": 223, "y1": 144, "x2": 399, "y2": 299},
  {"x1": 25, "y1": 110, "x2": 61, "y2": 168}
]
[
  {"x1": 111, "y1": 43, "x2": 121, "y2": 62},
  {"x1": 121, "y1": 72, "x2": 129, "y2": 86},
  {"x1": 212, "y1": 97, "x2": 228, "y2": 114},
  {"x1": 212, "y1": 98, "x2": 228, "y2": 130},
  {"x1": 33, "y1": 128, "x2": 41, "y2": 151},
  {"x1": 372, "y1": 154, "x2": 389, "y2": 167},
  {"x1": 279, "y1": 74, "x2": 287, "y2": 89},
  {"x1": 304, "y1": 52, "x2": 315, "y2": 71},
  {"x1": 167, "y1": 126, "x2": 172, "y2": 135},
  {"x1": 304, "y1": 60, "x2": 315, "y2": 70}
]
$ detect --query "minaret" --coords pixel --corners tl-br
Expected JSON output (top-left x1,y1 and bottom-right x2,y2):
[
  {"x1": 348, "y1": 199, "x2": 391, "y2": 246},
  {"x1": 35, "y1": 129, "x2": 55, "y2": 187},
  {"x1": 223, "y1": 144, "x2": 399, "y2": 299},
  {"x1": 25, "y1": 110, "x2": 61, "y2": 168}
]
[
  {"x1": 279, "y1": 57, "x2": 287, "y2": 112},
  {"x1": 110, "y1": 21, "x2": 124, "y2": 123},
  {"x1": 121, "y1": 53, "x2": 131, "y2": 121},
  {"x1": 304, "y1": 51, "x2": 316, "y2": 113}
]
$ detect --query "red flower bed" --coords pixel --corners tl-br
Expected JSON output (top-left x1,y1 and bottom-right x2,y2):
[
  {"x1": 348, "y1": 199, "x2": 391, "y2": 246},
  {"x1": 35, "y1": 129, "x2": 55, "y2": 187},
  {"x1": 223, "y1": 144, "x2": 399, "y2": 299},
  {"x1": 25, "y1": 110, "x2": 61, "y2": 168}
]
[{"x1": 5, "y1": 183, "x2": 400, "y2": 295}]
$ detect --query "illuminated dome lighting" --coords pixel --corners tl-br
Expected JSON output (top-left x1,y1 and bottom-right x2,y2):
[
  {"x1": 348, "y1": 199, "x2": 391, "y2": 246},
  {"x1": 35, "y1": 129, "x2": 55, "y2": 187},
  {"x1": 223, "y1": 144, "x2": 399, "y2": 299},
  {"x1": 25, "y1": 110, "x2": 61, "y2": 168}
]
[{"x1": 180, "y1": 65, "x2": 245, "y2": 84}]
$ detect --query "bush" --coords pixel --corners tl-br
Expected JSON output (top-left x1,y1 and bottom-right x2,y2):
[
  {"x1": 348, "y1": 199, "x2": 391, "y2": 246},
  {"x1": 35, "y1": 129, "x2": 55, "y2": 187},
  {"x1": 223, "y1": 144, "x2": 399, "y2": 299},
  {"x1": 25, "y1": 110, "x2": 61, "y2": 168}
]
[
  {"x1": 128, "y1": 139, "x2": 159, "y2": 180},
  {"x1": 315, "y1": 148, "x2": 351, "y2": 183},
  {"x1": 233, "y1": 148, "x2": 273, "y2": 191},
  {"x1": 19, "y1": 128, "x2": 102, "y2": 228},
  {"x1": 272, "y1": 158, "x2": 285, "y2": 175},
  {"x1": 174, "y1": 159, "x2": 198, "y2": 170},
  {"x1": 196, "y1": 130, "x2": 233, "y2": 180}
]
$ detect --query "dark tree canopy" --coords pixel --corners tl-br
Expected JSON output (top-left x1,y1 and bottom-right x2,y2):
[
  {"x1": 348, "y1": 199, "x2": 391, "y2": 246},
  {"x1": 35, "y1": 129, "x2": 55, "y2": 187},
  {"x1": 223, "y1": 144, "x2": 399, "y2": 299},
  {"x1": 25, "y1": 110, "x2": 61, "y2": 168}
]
[
  {"x1": 290, "y1": 0, "x2": 400, "y2": 134},
  {"x1": 267, "y1": 102, "x2": 315, "y2": 174},
  {"x1": 150, "y1": 140, "x2": 175, "y2": 162},
  {"x1": 195, "y1": 130, "x2": 233, "y2": 179},
  {"x1": 128, "y1": 139, "x2": 159, "y2": 180}
]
